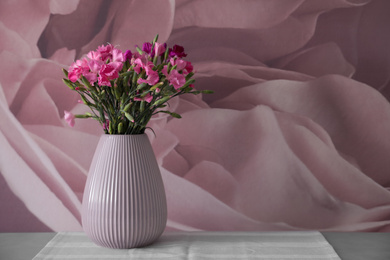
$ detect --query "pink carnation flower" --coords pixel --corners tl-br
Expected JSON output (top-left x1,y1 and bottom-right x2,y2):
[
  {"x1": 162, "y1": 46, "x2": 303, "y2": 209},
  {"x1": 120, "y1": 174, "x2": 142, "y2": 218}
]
[
  {"x1": 83, "y1": 72, "x2": 98, "y2": 85},
  {"x1": 167, "y1": 69, "x2": 186, "y2": 89},
  {"x1": 68, "y1": 58, "x2": 89, "y2": 82},
  {"x1": 98, "y1": 62, "x2": 122, "y2": 86},
  {"x1": 170, "y1": 58, "x2": 193, "y2": 75},
  {"x1": 112, "y1": 48, "x2": 125, "y2": 63},
  {"x1": 161, "y1": 65, "x2": 169, "y2": 77},
  {"x1": 64, "y1": 111, "x2": 75, "y2": 127},
  {"x1": 170, "y1": 58, "x2": 187, "y2": 71},
  {"x1": 87, "y1": 50, "x2": 101, "y2": 60},
  {"x1": 83, "y1": 59, "x2": 104, "y2": 84},
  {"x1": 133, "y1": 54, "x2": 153, "y2": 74},
  {"x1": 87, "y1": 59, "x2": 103, "y2": 73},
  {"x1": 97, "y1": 44, "x2": 114, "y2": 61},
  {"x1": 137, "y1": 66, "x2": 159, "y2": 86},
  {"x1": 154, "y1": 42, "x2": 166, "y2": 57}
]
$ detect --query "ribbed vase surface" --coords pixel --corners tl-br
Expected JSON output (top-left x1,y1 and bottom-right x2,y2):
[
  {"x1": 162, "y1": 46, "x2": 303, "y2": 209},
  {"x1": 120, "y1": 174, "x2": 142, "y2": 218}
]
[{"x1": 82, "y1": 134, "x2": 167, "y2": 249}]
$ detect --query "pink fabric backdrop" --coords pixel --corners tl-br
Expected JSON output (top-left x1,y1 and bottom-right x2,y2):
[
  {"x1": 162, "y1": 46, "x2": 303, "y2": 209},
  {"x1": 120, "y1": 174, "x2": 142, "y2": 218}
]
[{"x1": 1, "y1": 0, "x2": 390, "y2": 232}]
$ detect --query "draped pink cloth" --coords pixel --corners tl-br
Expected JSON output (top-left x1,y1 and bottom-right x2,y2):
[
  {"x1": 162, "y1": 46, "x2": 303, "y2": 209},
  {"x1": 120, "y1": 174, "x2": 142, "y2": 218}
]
[{"x1": 1, "y1": 0, "x2": 390, "y2": 232}]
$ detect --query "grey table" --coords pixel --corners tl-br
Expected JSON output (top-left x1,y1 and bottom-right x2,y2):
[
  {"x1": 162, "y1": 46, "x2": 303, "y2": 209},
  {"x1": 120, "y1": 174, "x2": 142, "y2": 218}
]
[{"x1": 0, "y1": 232, "x2": 389, "y2": 260}]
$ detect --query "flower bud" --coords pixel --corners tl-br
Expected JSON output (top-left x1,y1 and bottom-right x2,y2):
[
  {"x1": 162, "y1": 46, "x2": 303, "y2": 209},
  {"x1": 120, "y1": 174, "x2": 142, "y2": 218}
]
[
  {"x1": 185, "y1": 72, "x2": 194, "y2": 80},
  {"x1": 118, "y1": 122, "x2": 124, "y2": 134},
  {"x1": 114, "y1": 86, "x2": 121, "y2": 100},
  {"x1": 152, "y1": 34, "x2": 159, "y2": 44},
  {"x1": 123, "y1": 103, "x2": 132, "y2": 113},
  {"x1": 163, "y1": 47, "x2": 169, "y2": 61},
  {"x1": 75, "y1": 112, "x2": 92, "y2": 118},
  {"x1": 124, "y1": 112, "x2": 134, "y2": 122},
  {"x1": 136, "y1": 46, "x2": 143, "y2": 55},
  {"x1": 181, "y1": 79, "x2": 195, "y2": 89},
  {"x1": 62, "y1": 68, "x2": 69, "y2": 77},
  {"x1": 62, "y1": 79, "x2": 75, "y2": 90},
  {"x1": 137, "y1": 83, "x2": 147, "y2": 90},
  {"x1": 150, "y1": 82, "x2": 164, "y2": 91},
  {"x1": 140, "y1": 101, "x2": 145, "y2": 112},
  {"x1": 80, "y1": 95, "x2": 90, "y2": 105},
  {"x1": 153, "y1": 96, "x2": 170, "y2": 107},
  {"x1": 81, "y1": 76, "x2": 92, "y2": 89}
]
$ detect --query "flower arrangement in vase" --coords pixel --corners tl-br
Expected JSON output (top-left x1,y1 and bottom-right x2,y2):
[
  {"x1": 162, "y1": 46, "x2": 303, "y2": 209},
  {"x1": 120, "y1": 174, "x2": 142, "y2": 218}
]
[
  {"x1": 62, "y1": 34, "x2": 212, "y2": 134},
  {"x1": 61, "y1": 35, "x2": 212, "y2": 249}
]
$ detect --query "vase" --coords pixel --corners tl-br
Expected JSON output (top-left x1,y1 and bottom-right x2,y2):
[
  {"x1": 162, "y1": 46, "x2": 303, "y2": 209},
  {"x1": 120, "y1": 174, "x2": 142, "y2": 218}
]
[{"x1": 81, "y1": 134, "x2": 167, "y2": 249}]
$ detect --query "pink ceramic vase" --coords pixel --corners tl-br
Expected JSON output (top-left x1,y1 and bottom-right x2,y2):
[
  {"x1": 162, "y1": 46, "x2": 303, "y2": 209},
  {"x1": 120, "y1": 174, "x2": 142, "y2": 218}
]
[{"x1": 82, "y1": 134, "x2": 167, "y2": 249}]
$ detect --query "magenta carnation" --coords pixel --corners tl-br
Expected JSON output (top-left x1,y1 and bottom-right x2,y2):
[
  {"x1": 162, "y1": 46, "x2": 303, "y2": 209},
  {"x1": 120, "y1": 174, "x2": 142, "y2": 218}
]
[{"x1": 169, "y1": 45, "x2": 187, "y2": 58}]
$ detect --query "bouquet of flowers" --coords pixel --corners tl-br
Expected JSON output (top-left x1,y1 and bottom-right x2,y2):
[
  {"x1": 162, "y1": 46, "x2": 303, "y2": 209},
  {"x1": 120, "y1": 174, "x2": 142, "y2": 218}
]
[{"x1": 62, "y1": 35, "x2": 212, "y2": 135}]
